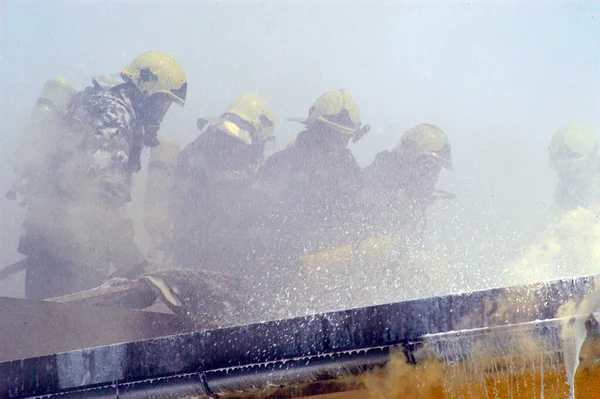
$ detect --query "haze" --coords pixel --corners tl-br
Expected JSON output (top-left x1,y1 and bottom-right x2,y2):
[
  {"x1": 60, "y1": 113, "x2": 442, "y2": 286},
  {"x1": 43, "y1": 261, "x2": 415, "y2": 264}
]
[{"x1": 1, "y1": 0, "x2": 598, "y2": 299}]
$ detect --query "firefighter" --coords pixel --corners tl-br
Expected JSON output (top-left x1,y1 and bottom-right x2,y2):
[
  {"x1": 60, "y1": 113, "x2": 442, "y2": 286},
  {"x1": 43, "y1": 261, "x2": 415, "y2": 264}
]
[
  {"x1": 170, "y1": 93, "x2": 276, "y2": 272},
  {"x1": 364, "y1": 123, "x2": 453, "y2": 243},
  {"x1": 257, "y1": 89, "x2": 370, "y2": 253},
  {"x1": 260, "y1": 89, "x2": 368, "y2": 189},
  {"x1": 548, "y1": 123, "x2": 600, "y2": 214},
  {"x1": 20, "y1": 51, "x2": 187, "y2": 300},
  {"x1": 252, "y1": 90, "x2": 370, "y2": 313}
]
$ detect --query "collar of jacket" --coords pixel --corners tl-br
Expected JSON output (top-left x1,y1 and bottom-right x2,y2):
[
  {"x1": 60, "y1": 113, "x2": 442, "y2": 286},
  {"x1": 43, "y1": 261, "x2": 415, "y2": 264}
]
[{"x1": 92, "y1": 73, "x2": 129, "y2": 91}]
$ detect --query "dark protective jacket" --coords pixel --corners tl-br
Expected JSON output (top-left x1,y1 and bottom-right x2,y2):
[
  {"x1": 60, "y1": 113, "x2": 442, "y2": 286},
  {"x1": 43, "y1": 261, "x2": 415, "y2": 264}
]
[
  {"x1": 362, "y1": 150, "x2": 436, "y2": 248},
  {"x1": 256, "y1": 130, "x2": 366, "y2": 261},
  {"x1": 170, "y1": 129, "x2": 265, "y2": 273}
]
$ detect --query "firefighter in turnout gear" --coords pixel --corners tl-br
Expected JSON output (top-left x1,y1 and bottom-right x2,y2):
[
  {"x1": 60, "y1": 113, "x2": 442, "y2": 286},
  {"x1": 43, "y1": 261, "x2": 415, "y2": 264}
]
[
  {"x1": 364, "y1": 123, "x2": 453, "y2": 246},
  {"x1": 20, "y1": 51, "x2": 187, "y2": 300},
  {"x1": 549, "y1": 123, "x2": 600, "y2": 214},
  {"x1": 171, "y1": 93, "x2": 276, "y2": 272},
  {"x1": 345, "y1": 124, "x2": 455, "y2": 306},
  {"x1": 255, "y1": 90, "x2": 370, "y2": 313},
  {"x1": 258, "y1": 89, "x2": 370, "y2": 257}
]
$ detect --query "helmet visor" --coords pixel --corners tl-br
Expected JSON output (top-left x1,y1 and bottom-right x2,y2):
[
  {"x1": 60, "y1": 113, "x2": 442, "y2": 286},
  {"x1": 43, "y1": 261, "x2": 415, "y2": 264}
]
[
  {"x1": 431, "y1": 144, "x2": 452, "y2": 171},
  {"x1": 170, "y1": 82, "x2": 187, "y2": 106},
  {"x1": 317, "y1": 109, "x2": 360, "y2": 135},
  {"x1": 218, "y1": 113, "x2": 262, "y2": 146},
  {"x1": 216, "y1": 120, "x2": 253, "y2": 146}
]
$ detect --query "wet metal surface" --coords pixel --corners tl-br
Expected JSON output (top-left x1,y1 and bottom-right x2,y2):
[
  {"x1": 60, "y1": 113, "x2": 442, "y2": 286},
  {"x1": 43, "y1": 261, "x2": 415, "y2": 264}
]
[{"x1": 1, "y1": 274, "x2": 597, "y2": 398}]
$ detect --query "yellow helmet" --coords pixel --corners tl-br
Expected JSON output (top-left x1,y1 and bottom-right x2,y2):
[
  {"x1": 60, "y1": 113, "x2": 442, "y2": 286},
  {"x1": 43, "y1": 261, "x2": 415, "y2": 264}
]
[
  {"x1": 149, "y1": 136, "x2": 180, "y2": 166},
  {"x1": 306, "y1": 89, "x2": 362, "y2": 135},
  {"x1": 39, "y1": 77, "x2": 75, "y2": 111},
  {"x1": 549, "y1": 123, "x2": 598, "y2": 171},
  {"x1": 121, "y1": 51, "x2": 187, "y2": 106},
  {"x1": 217, "y1": 93, "x2": 275, "y2": 146},
  {"x1": 394, "y1": 124, "x2": 452, "y2": 170}
]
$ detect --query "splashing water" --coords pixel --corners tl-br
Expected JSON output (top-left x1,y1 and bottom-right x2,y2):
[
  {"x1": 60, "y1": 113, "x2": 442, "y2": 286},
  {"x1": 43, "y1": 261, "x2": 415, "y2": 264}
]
[{"x1": 561, "y1": 315, "x2": 588, "y2": 399}]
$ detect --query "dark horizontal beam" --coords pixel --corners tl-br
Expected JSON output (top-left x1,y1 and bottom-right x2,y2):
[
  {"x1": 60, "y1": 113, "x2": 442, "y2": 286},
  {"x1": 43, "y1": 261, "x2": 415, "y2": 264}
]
[{"x1": 1, "y1": 274, "x2": 596, "y2": 399}]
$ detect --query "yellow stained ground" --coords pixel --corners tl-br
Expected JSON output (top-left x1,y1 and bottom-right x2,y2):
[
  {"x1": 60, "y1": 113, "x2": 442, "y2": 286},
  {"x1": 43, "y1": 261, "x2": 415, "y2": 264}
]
[
  {"x1": 196, "y1": 316, "x2": 600, "y2": 399},
  {"x1": 205, "y1": 361, "x2": 600, "y2": 399},
  {"x1": 301, "y1": 367, "x2": 600, "y2": 399},
  {"x1": 212, "y1": 340, "x2": 600, "y2": 399}
]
